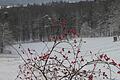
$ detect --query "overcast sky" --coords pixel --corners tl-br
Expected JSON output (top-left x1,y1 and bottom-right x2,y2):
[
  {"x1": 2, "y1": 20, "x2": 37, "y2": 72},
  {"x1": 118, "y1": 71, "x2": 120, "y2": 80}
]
[{"x1": 0, "y1": 0, "x2": 90, "y2": 5}]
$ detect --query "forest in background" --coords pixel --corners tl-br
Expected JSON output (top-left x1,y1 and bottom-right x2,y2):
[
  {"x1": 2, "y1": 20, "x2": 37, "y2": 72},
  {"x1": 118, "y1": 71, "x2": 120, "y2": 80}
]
[{"x1": 0, "y1": 0, "x2": 120, "y2": 43}]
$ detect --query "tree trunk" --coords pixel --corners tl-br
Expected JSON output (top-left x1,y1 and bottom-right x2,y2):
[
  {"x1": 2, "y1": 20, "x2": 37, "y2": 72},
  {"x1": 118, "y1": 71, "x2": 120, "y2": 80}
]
[{"x1": 0, "y1": 42, "x2": 4, "y2": 53}]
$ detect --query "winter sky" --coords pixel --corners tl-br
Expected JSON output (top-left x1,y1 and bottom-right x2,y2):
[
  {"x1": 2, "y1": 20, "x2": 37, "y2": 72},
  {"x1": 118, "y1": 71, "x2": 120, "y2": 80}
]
[{"x1": 0, "y1": 0, "x2": 94, "y2": 5}]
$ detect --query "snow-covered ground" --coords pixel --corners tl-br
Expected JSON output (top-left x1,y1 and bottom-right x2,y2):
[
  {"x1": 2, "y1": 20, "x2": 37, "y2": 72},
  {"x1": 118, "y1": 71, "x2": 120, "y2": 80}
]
[{"x1": 0, "y1": 37, "x2": 120, "y2": 80}]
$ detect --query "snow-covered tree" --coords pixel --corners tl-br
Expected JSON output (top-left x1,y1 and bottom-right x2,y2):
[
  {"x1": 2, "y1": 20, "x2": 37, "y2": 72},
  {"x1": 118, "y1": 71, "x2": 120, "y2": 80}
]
[
  {"x1": 0, "y1": 23, "x2": 13, "y2": 53},
  {"x1": 0, "y1": 11, "x2": 13, "y2": 53},
  {"x1": 107, "y1": 0, "x2": 120, "y2": 36}
]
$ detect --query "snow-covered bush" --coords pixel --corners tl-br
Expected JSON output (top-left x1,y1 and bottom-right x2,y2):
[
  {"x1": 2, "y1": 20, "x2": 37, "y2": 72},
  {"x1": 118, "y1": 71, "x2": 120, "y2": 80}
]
[
  {"x1": 15, "y1": 28, "x2": 120, "y2": 80},
  {"x1": 15, "y1": 39, "x2": 120, "y2": 80}
]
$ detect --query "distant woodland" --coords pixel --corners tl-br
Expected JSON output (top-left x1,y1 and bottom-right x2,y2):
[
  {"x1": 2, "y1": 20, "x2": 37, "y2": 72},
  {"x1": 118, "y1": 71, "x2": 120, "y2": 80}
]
[{"x1": 0, "y1": 0, "x2": 120, "y2": 43}]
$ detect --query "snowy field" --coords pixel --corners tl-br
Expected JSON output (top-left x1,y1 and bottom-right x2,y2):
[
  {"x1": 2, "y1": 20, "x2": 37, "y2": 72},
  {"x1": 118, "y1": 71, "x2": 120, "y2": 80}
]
[{"x1": 0, "y1": 37, "x2": 120, "y2": 80}]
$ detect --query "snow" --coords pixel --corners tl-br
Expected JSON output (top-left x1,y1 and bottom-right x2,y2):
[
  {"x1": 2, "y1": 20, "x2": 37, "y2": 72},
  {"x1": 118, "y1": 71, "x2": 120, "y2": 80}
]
[
  {"x1": 0, "y1": 57, "x2": 22, "y2": 80},
  {"x1": 0, "y1": 37, "x2": 120, "y2": 80}
]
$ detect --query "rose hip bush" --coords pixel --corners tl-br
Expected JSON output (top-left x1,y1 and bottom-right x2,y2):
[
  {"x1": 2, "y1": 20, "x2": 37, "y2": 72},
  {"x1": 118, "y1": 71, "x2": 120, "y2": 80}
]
[
  {"x1": 15, "y1": 28, "x2": 120, "y2": 80},
  {"x1": 15, "y1": 39, "x2": 120, "y2": 80}
]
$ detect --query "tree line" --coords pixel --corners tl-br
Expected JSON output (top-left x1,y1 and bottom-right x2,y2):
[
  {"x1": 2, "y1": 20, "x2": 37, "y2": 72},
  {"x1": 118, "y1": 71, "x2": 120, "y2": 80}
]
[{"x1": 0, "y1": 0, "x2": 120, "y2": 53}]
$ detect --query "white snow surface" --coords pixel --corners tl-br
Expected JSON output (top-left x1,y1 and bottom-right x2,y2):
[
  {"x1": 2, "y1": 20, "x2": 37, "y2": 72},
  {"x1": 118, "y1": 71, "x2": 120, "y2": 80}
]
[{"x1": 0, "y1": 37, "x2": 120, "y2": 80}]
